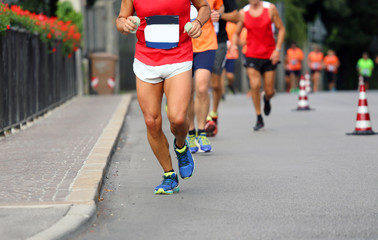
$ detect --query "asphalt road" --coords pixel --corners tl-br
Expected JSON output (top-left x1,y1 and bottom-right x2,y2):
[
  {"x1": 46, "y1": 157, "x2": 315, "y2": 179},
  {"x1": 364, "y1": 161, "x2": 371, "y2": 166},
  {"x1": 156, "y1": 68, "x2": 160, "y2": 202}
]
[{"x1": 73, "y1": 91, "x2": 378, "y2": 240}]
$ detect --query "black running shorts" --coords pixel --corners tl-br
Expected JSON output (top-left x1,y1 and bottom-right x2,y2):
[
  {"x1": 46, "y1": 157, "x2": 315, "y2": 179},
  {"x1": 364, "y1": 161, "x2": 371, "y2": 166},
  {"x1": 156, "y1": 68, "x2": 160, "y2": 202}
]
[{"x1": 246, "y1": 57, "x2": 279, "y2": 73}]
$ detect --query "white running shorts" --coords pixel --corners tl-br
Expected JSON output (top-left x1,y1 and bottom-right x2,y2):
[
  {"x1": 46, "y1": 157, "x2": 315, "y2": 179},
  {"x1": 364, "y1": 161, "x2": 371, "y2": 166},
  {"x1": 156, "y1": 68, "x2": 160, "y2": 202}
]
[{"x1": 133, "y1": 58, "x2": 192, "y2": 84}]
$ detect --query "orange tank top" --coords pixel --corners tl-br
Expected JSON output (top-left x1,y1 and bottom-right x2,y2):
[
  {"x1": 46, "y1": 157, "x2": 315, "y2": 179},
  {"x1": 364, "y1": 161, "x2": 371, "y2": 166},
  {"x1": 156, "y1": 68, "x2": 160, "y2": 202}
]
[
  {"x1": 287, "y1": 48, "x2": 304, "y2": 71},
  {"x1": 308, "y1": 51, "x2": 323, "y2": 70},
  {"x1": 225, "y1": 22, "x2": 239, "y2": 59},
  {"x1": 324, "y1": 55, "x2": 339, "y2": 73},
  {"x1": 191, "y1": 0, "x2": 223, "y2": 53}
]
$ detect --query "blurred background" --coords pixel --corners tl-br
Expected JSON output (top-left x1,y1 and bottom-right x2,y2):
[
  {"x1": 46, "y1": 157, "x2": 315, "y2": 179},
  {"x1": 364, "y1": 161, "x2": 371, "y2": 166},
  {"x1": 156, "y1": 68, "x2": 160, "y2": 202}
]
[{"x1": 1, "y1": 0, "x2": 378, "y2": 93}]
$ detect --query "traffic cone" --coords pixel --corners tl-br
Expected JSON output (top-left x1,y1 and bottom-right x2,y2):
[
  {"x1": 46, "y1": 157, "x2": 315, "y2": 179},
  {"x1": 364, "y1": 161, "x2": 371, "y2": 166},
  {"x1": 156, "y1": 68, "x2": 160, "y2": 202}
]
[
  {"x1": 304, "y1": 72, "x2": 312, "y2": 93},
  {"x1": 347, "y1": 77, "x2": 376, "y2": 135},
  {"x1": 296, "y1": 75, "x2": 311, "y2": 110}
]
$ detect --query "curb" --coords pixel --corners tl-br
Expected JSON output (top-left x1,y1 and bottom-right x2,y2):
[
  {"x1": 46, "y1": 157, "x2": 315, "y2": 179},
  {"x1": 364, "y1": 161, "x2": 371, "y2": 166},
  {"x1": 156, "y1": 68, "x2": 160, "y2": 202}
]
[
  {"x1": 27, "y1": 203, "x2": 95, "y2": 240},
  {"x1": 27, "y1": 93, "x2": 133, "y2": 240}
]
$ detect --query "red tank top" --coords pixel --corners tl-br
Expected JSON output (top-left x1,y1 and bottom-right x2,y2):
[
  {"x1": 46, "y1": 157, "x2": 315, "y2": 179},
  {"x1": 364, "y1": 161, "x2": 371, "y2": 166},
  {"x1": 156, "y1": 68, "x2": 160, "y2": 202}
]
[
  {"x1": 243, "y1": 2, "x2": 275, "y2": 59},
  {"x1": 133, "y1": 0, "x2": 193, "y2": 66}
]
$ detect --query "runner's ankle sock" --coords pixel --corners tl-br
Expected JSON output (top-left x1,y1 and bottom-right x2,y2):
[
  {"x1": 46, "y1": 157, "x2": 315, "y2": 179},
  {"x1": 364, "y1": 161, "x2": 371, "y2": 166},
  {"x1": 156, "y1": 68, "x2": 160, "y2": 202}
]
[
  {"x1": 175, "y1": 142, "x2": 185, "y2": 150},
  {"x1": 198, "y1": 129, "x2": 206, "y2": 135},
  {"x1": 210, "y1": 111, "x2": 218, "y2": 118},
  {"x1": 257, "y1": 115, "x2": 263, "y2": 122},
  {"x1": 188, "y1": 129, "x2": 196, "y2": 136},
  {"x1": 165, "y1": 169, "x2": 174, "y2": 173}
]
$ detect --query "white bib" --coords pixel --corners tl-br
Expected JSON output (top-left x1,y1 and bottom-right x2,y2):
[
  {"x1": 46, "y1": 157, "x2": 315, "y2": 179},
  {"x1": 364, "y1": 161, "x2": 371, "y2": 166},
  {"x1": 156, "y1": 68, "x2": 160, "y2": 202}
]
[{"x1": 144, "y1": 15, "x2": 179, "y2": 49}]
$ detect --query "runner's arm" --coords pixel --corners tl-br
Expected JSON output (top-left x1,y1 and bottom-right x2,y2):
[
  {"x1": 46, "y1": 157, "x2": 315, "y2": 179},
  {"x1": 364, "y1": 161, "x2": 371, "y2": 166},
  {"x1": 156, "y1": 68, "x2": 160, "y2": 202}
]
[
  {"x1": 230, "y1": 10, "x2": 244, "y2": 56},
  {"x1": 336, "y1": 57, "x2": 340, "y2": 69},
  {"x1": 191, "y1": 0, "x2": 211, "y2": 38},
  {"x1": 307, "y1": 54, "x2": 311, "y2": 68},
  {"x1": 220, "y1": 9, "x2": 239, "y2": 23},
  {"x1": 213, "y1": 5, "x2": 239, "y2": 24},
  {"x1": 211, "y1": 5, "x2": 224, "y2": 23},
  {"x1": 116, "y1": 0, "x2": 136, "y2": 35},
  {"x1": 269, "y1": 4, "x2": 285, "y2": 65},
  {"x1": 239, "y1": 29, "x2": 247, "y2": 47},
  {"x1": 220, "y1": 0, "x2": 239, "y2": 23}
]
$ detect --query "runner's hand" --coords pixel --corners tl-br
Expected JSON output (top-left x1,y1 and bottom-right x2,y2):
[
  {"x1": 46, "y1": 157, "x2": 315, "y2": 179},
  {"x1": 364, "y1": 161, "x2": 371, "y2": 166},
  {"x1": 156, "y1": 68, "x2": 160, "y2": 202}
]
[
  {"x1": 211, "y1": 10, "x2": 221, "y2": 22},
  {"x1": 187, "y1": 20, "x2": 202, "y2": 39},
  {"x1": 116, "y1": 16, "x2": 138, "y2": 34},
  {"x1": 270, "y1": 50, "x2": 280, "y2": 65},
  {"x1": 230, "y1": 44, "x2": 238, "y2": 57}
]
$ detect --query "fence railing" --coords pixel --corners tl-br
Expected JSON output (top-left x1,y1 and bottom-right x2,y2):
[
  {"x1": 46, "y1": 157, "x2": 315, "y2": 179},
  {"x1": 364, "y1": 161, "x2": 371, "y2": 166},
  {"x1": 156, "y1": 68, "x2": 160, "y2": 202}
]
[{"x1": 0, "y1": 28, "x2": 77, "y2": 134}]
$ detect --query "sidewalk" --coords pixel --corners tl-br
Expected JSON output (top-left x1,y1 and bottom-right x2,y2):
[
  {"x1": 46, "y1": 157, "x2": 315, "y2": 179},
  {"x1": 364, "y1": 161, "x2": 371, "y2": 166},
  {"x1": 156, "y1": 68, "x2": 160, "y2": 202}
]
[{"x1": 0, "y1": 94, "x2": 133, "y2": 240}]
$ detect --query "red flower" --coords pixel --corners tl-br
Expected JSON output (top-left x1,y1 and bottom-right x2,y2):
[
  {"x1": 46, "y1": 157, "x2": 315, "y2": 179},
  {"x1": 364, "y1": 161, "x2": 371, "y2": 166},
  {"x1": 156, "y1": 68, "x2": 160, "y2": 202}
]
[
  {"x1": 73, "y1": 33, "x2": 81, "y2": 41},
  {"x1": 52, "y1": 48, "x2": 56, "y2": 52},
  {"x1": 47, "y1": 33, "x2": 52, "y2": 39},
  {"x1": 68, "y1": 26, "x2": 75, "y2": 36},
  {"x1": 61, "y1": 25, "x2": 68, "y2": 32},
  {"x1": 68, "y1": 53, "x2": 72, "y2": 58},
  {"x1": 7, "y1": 25, "x2": 10, "y2": 30},
  {"x1": 37, "y1": 14, "x2": 46, "y2": 21}
]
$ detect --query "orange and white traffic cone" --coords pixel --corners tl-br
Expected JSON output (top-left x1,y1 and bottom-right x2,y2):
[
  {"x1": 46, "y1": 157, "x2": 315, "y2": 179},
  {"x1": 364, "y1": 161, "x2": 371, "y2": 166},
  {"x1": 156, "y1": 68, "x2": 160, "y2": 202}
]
[
  {"x1": 296, "y1": 75, "x2": 311, "y2": 110},
  {"x1": 347, "y1": 77, "x2": 376, "y2": 135},
  {"x1": 304, "y1": 72, "x2": 312, "y2": 93}
]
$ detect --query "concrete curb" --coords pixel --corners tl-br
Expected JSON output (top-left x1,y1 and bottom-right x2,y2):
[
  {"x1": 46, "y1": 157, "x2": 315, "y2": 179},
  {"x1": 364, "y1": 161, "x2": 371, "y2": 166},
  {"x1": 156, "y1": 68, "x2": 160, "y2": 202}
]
[
  {"x1": 27, "y1": 94, "x2": 133, "y2": 240},
  {"x1": 27, "y1": 203, "x2": 95, "y2": 240}
]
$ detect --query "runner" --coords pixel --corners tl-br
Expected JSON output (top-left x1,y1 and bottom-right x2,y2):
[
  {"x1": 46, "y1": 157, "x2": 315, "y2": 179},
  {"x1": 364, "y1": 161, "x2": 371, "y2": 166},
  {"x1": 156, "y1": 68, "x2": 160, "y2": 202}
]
[
  {"x1": 205, "y1": 0, "x2": 239, "y2": 137},
  {"x1": 207, "y1": 21, "x2": 239, "y2": 137},
  {"x1": 237, "y1": 26, "x2": 251, "y2": 97},
  {"x1": 356, "y1": 52, "x2": 374, "y2": 90},
  {"x1": 231, "y1": 0, "x2": 285, "y2": 131},
  {"x1": 224, "y1": 22, "x2": 239, "y2": 95},
  {"x1": 286, "y1": 43, "x2": 304, "y2": 93},
  {"x1": 323, "y1": 49, "x2": 339, "y2": 91},
  {"x1": 116, "y1": 0, "x2": 210, "y2": 194},
  {"x1": 307, "y1": 44, "x2": 323, "y2": 92},
  {"x1": 284, "y1": 56, "x2": 291, "y2": 92},
  {"x1": 187, "y1": 0, "x2": 223, "y2": 153}
]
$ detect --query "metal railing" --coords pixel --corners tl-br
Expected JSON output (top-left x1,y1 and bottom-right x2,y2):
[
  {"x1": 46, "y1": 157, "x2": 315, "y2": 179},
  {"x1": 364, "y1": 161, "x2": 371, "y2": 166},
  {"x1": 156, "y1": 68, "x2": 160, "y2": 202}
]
[{"x1": 0, "y1": 28, "x2": 77, "y2": 134}]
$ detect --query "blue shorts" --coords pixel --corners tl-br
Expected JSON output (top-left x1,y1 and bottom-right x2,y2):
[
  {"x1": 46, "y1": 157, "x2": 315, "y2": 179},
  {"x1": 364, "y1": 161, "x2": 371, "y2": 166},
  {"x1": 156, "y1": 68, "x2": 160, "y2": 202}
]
[
  {"x1": 193, "y1": 50, "x2": 216, "y2": 72},
  {"x1": 225, "y1": 59, "x2": 236, "y2": 73}
]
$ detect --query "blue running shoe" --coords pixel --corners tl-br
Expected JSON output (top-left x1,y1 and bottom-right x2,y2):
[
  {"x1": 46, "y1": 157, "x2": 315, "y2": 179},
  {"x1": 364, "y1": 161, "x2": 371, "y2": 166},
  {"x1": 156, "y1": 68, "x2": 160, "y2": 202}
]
[
  {"x1": 154, "y1": 172, "x2": 179, "y2": 194},
  {"x1": 187, "y1": 134, "x2": 199, "y2": 153},
  {"x1": 175, "y1": 140, "x2": 195, "y2": 179},
  {"x1": 197, "y1": 132, "x2": 212, "y2": 152}
]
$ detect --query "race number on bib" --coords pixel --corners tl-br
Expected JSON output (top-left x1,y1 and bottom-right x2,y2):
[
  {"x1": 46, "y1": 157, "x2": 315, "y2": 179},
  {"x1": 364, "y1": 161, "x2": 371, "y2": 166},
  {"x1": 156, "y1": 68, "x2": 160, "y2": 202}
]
[
  {"x1": 362, "y1": 68, "x2": 369, "y2": 76},
  {"x1": 145, "y1": 15, "x2": 179, "y2": 49},
  {"x1": 311, "y1": 62, "x2": 320, "y2": 70},
  {"x1": 328, "y1": 65, "x2": 335, "y2": 72}
]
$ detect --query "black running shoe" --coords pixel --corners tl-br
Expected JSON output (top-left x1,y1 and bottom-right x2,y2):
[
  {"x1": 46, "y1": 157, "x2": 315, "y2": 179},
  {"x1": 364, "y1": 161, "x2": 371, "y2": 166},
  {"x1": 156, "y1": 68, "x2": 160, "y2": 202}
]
[
  {"x1": 228, "y1": 85, "x2": 236, "y2": 94},
  {"x1": 263, "y1": 94, "x2": 271, "y2": 116},
  {"x1": 253, "y1": 119, "x2": 264, "y2": 131}
]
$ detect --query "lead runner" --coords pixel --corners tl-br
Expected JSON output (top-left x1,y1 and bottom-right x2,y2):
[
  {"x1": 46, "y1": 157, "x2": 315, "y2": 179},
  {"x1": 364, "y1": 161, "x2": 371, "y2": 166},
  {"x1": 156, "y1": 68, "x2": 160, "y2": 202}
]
[
  {"x1": 116, "y1": 0, "x2": 210, "y2": 194},
  {"x1": 231, "y1": 0, "x2": 285, "y2": 131}
]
